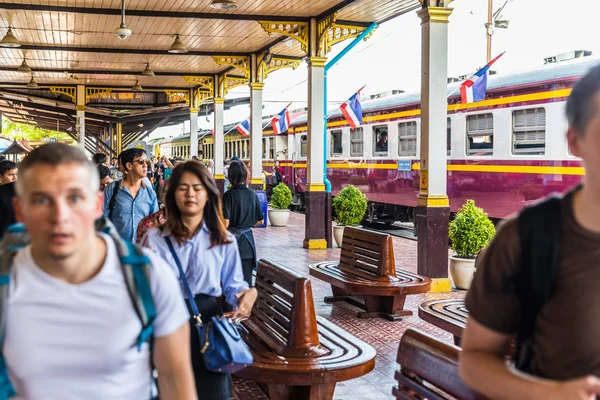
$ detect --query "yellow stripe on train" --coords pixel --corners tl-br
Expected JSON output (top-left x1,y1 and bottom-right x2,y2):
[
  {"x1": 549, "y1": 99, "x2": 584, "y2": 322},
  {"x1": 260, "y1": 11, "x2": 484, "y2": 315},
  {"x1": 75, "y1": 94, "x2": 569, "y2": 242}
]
[{"x1": 261, "y1": 161, "x2": 585, "y2": 175}]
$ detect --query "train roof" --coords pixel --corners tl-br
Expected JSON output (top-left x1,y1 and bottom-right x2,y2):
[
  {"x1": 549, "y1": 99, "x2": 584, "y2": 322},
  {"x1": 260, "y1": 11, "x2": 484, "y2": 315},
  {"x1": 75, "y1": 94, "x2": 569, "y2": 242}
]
[
  {"x1": 289, "y1": 55, "x2": 600, "y2": 126},
  {"x1": 157, "y1": 55, "x2": 600, "y2": 145}
]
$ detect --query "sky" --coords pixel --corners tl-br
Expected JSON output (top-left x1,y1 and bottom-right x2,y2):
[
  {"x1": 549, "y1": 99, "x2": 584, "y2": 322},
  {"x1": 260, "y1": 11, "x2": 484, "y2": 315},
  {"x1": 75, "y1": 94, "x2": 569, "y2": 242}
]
[{"x1": 150, "y1": 0, "x2": 600, "y2": 140}]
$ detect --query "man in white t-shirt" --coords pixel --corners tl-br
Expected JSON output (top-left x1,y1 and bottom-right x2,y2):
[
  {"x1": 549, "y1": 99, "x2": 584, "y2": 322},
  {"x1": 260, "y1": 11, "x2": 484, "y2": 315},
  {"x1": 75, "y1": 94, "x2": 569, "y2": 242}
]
[{"x1": 5, "y1": 143, "x2": 196, "y2": 399}]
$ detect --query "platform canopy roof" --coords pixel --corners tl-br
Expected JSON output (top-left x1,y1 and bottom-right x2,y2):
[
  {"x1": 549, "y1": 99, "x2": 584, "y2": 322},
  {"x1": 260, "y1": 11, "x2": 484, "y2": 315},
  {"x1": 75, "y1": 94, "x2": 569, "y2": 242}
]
[{"x1": 0, "y1": 0, "x2": 421, "y2": 151}]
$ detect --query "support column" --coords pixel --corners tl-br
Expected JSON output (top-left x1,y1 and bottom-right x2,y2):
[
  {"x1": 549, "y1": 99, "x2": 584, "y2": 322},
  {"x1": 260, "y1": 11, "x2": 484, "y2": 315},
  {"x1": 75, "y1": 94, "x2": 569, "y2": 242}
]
[
  {"x1": 303, "y1": 56, "x2": 328, "y2": 250},
  {"x1": 116, "y1": 123, "x2": 123, "y2": 156},
  {"x1": 213, "y1": 97, "x2": 225, "y2": 194},
  {"x1": 416, "y1": 5, "x2": 453, "y2": 293},
  {"x1": 249, "y1": 82, "x2": 264, "y2": 190},
  {"x1": 76, "y1": 84, "x2": 85, "y2": 152},
  {"x1": 190, "y1": 102, "x2": 199, "y2": 157}
]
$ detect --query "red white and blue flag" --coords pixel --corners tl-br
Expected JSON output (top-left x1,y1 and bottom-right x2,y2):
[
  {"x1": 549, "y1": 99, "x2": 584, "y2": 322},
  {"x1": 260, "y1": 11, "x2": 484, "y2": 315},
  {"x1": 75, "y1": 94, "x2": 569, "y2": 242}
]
[
  {"x1": 271, "y1": 103, "x2": 291, "y2": 135},
  {"x1": 460, "y1": 52, "x2": 505, "y2": 104},
  {"x1": 235, "y1": 119, "x2": 250, "y2": 136},
  {"x1": 340, "y1": 86, "x2": 365, "y2": 129}
]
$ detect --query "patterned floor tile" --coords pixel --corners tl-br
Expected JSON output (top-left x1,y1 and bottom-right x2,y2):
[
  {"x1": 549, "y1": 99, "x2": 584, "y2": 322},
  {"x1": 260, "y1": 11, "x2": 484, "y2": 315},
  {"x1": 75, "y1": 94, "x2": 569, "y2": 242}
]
[{"x1": 231, "y1": 212, "x2": 464, "y2": 399}]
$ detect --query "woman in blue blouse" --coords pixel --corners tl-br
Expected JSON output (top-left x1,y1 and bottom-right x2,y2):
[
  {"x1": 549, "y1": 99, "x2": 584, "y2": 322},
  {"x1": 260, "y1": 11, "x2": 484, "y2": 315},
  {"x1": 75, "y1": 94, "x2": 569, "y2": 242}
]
[{"x1": 143, "y1": 161, "x2": 257, "y2": 400}]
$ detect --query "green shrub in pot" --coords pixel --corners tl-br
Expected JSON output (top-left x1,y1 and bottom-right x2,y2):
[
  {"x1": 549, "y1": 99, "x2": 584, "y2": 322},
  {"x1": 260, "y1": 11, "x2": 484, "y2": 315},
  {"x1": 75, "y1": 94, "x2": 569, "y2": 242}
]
[
  {"x1": 332, "y1": 185, "x2": 368, "y2": 226},
  {"x1": 448, "y1": 199, "x2": 495, "y2": 258},
  {"x1": 270, "y1": 183, "x2": 293, "y2": 209}
]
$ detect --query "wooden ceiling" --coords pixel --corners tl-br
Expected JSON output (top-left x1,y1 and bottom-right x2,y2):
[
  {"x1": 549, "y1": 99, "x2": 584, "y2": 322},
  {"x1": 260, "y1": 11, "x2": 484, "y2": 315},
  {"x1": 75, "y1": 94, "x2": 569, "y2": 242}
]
[{"x1": 0, "y1": 0, "x2": 420, "y2": 145}]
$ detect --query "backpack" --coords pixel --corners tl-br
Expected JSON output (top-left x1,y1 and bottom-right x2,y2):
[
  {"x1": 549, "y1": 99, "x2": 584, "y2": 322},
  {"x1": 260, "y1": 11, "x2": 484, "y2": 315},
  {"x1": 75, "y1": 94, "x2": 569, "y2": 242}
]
[
  {"x1": 107, "y1": 180, "x2": 121, "y2": 220},
  {"x1": 507, "y1": 192, "x2": 563, "y2": 373},
  {"x1": 272, "y1": 170, "x2": 282, "y2": 186},
  {"x1": 0, "y1": 217, "x2": 157, "y2": 399}
]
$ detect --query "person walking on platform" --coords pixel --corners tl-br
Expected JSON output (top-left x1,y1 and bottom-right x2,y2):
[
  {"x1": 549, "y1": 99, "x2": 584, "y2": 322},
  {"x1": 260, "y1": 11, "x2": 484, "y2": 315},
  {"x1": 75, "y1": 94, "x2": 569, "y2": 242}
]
[
  {"x1": 142, "y1": 161, "x2": 257, "y2": 400},
  {"x1": 222, "y1": 160, "x2": 263, "y2": 287},
  {"x1": 103, "y1": 148, "x2": 158, "y2": 242},
  {"x1": 460, "y1": 64, "x2": 600, "y2": 399},
  {"x1": 0, "y1": 143, "x2": 196, "y2": 399}
]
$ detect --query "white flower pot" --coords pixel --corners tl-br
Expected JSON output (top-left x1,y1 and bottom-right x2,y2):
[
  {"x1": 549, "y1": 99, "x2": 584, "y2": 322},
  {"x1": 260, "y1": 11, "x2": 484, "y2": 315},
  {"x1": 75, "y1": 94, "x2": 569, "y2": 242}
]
[
  {"x1": 268, "y1": 209, "x2": 290, "y2": 227},
  {"x1": 333, "y1": 225, "x2": 345, "y2": 248},
  {"x1": 449, "y1": 255, "x2": 476, "y2": 290}
]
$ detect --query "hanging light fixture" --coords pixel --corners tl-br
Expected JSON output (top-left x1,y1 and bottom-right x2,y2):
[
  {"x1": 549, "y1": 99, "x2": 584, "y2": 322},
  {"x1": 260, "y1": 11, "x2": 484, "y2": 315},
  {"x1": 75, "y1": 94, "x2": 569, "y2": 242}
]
[
  {"x1": 141, "y1": 63, "x2": 155, "y2": 77},
  {"x1": 17, "y1": 59, "x2": 31, "y2": 73},
  {"x1": 0, "y1": 27, "x2": 20, "y2": 48},
  {"x1": 132, "y1": 79, "x2": 142, "y2": 91},
  {"x1": 114, "y1": 0, "x2": 132, "y2": 40},
  {"x1": 26, "y1": 75, "x2": 38, "y2": 88},
  {"x1": 168, "y1": 34, "x2": 187, "y2": 54},
  {"x1": 210, "y1": 0, "x2": 237, "y2": 9}
]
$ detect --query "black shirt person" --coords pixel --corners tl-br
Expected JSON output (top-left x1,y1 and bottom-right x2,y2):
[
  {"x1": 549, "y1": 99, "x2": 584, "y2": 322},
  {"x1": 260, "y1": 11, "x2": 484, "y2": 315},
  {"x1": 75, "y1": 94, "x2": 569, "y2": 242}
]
[{"x1": 222, "y1": 160, "x2": 263, "y2": 287}]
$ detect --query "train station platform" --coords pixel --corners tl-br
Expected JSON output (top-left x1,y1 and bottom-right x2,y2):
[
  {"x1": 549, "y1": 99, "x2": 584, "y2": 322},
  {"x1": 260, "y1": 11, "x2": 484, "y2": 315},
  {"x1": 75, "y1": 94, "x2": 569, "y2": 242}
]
[{"x1": 232, "y1": 212, "x2": 464, "y2": 400}]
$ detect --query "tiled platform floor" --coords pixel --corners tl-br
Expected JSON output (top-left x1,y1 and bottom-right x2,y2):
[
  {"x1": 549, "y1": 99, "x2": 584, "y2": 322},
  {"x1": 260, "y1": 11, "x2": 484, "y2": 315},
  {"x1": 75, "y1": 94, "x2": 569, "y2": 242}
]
[{"x1": 232, "y1": 212, "x2": 465, "y2": 400}]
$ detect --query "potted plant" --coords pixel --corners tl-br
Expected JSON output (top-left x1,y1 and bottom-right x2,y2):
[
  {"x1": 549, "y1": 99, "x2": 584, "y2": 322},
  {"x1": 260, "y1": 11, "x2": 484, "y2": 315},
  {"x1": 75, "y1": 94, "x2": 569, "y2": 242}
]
[
  {"x1": 448, "y1": 199, "x2": 495, "y2": 290},
  {"x1": 332, "y1": 185, "x2": 368, "y2": 247},
  {"x1": 268, "y1": 183, "x2": 293, "y2": 227}
]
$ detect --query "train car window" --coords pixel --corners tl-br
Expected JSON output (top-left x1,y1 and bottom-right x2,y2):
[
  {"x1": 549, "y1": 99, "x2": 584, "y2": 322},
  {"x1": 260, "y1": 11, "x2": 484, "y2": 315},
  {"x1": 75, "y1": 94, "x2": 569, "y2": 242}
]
[
  {"x1": 269, "y1": 138, "x2": 275, "y2": 159},
  {"x1": 373, "y1": 125, "x2": 389, "y2": 157},
  {"x1": 466, "y1": 113, "x2": 493, "y2": 156},
  {"x1": 512, "y1": 108, "x2": 546, "y2": 155},
  {"x1": 301, "y1": 135, "x2": 308, "y2": 157},
  {"x1": 331, "y1": 130, "x2": 343, "y2": 156},
  {"x1": 447, "y1": 118, "x2": 451, "y2": 156},
  {"x1": 262, "y1": 138, "x2": 268, "y2": 159},
  {"x1": 398, "y1": 121, "x2": 417, "y2": 157},
  {"x1": 350, "y1": 128, "x2": 363, "y2": 157}
]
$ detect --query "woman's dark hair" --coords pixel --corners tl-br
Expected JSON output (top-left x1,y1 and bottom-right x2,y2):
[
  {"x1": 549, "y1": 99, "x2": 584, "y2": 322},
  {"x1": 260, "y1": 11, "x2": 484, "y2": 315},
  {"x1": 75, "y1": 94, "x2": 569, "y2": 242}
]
[
  {"x1": 163, "y1": 161, "x2": 231, "y2": 247},
  {"x1": 228, "y1": 160, "x2": 247, "y2": 187},
  {"x1": 92, "y1": 153, "x2": 107, "y2": 165}
]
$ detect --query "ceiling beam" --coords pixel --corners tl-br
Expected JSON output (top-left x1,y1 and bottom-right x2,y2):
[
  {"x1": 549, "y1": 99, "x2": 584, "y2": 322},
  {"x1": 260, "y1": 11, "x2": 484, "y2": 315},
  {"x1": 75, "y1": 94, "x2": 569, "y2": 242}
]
[
  {"x1": 0, "y1": 67, "x2": 218, "y2": 77},
  {"x1": 0, "y1": 3, "x2": 312, "y2": 22},
  {"x1": 316, "y1": 0, "x2": 361, "y2": 19},
  {"x1": 18, "y1": 44, "x2": 248, "y2": 57}
]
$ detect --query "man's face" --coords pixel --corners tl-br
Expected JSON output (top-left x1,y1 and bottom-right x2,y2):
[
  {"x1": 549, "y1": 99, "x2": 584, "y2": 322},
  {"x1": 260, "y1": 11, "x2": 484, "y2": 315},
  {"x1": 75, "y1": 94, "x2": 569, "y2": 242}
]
[
  {"x1": 125, "y1": 154, "x2": 148, "y2": 180},
  {"x1": 568, "y1": 94, "x2": 600, "y2": 182},
  {"x1": 99, "y1": 175, "x2": 112, "y2": 191},
  {"x1": 14, "y1": 163, "x2": 103, "y2": 261},
  {"x1": 1, "y1": 168, "x2": 17, "y2": 184}
]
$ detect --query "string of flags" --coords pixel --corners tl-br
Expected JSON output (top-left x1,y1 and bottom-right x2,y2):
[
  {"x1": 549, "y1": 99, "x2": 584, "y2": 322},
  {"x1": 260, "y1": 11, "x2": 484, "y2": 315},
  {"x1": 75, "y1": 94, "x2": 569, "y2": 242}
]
[
  {"x1": 235, "y1": 119, "x2": 250, "y2": 136},
  {"x1": 460, "y1": 51, "x2": 505, "y2": 104}
]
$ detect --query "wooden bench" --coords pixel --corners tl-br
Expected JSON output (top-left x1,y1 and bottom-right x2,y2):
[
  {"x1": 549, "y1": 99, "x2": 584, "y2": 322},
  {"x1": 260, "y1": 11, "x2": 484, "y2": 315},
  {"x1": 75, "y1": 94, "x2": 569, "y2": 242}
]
[
  {"x1": 236, "y1": 259, "x2": 376, "y2": 400},
  {"x1": 419, "y1": 299, "x2": 468, "y2": 346},
  {"x1": 393, "y1": 328, "x2": 486, "y2": 400},
  {"x1": 309, "y1": 227, "x2": 431, "y2": 321}
]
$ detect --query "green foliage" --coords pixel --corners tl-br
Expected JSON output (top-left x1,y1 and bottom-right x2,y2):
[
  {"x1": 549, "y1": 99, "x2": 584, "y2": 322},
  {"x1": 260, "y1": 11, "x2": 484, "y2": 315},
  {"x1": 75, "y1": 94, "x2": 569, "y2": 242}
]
[
  {"x1": 2, "y1": 118, "x2": 72, "y2": 142},
  {"x1": 333, "y1": 185, "x2": 367, "y2": 226},
  {"x1": 449, "y1": 199, "x2": 496, "y2": 259},
  {"x1": 270, "y1": 183, "x2": 292, "y2": 209}
]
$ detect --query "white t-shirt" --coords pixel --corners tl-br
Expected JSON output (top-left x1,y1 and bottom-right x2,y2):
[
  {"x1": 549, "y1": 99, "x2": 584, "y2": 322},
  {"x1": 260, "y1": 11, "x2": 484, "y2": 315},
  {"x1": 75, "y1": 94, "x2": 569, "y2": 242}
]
[{"x1": 3, "y1": 233, "x2": 189, "y2": 400}]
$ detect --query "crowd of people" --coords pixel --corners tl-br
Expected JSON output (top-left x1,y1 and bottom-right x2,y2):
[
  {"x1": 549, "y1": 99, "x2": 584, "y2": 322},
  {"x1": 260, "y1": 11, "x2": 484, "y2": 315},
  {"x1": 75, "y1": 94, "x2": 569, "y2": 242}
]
[{"x1": 0, "y1": 144, "x2": 268, "y2": 399}]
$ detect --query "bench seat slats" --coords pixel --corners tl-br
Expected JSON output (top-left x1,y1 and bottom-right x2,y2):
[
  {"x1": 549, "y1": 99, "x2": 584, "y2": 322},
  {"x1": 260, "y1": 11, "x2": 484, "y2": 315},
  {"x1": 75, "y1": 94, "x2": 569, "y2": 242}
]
[
  {"x1": 251, "y1": 303, "x2": 291, "y2": 339},
  {"x1": 394, "y1": 329, "x2": 484, "y2": 400}
]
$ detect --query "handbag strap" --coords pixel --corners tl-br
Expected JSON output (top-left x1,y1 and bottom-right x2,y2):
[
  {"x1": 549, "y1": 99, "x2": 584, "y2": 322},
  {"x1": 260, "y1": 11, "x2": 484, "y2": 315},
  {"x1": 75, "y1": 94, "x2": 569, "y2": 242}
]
[{"x1": 164, "y1": 236, "x2": 202, "y2": 326}]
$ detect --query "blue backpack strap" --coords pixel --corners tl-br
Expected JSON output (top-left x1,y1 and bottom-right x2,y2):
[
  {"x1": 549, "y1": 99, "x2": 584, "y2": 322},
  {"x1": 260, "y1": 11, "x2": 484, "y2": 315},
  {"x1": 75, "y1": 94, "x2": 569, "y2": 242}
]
[
  {"x1": 0, "y1": 222, "x2": 29, "y2": 399},
  {"x1": 115, "y1": 238, "x2": 157, "y2": 351}
]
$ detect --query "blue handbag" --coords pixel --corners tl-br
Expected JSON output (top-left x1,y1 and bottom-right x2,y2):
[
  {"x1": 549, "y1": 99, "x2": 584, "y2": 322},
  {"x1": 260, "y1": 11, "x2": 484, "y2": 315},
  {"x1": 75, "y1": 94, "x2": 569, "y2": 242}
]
[{"x1": 164, "y1": 236, "x2": 253, "y2": 374}]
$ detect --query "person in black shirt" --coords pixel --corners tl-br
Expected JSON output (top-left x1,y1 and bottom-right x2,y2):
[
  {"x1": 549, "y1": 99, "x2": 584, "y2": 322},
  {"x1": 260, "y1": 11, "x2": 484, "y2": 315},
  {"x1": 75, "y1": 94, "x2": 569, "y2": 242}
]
[
  {"x1": 0, "y1": 181, "x2": 16, "y2": 237},
  {"x1": 222, "y1": 161, "x2": 263, "y2": 287}
]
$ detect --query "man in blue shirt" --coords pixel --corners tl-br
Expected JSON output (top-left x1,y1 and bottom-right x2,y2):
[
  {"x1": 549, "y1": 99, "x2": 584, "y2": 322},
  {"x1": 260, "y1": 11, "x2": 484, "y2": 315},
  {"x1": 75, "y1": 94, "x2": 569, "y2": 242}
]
[{"x1": 103, "y1": 148, "x2": 158, "y2": 241}]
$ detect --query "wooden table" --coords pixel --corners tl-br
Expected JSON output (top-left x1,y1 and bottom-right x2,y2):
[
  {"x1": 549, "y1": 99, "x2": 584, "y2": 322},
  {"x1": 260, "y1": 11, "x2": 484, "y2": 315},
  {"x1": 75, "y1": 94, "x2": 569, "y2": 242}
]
[{"x1": 418, "y1": 299, "x2": 468, "y2": 346}]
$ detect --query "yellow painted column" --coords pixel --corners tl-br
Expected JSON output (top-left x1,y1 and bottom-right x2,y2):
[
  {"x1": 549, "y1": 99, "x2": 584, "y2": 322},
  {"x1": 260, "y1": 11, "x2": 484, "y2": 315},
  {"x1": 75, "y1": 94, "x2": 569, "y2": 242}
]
[
  {"x1": 116, "y1": 123, "x2": 123, "y2": 155},
  {"x1": 213, "y1": 97, "x2": 225, "y2": 193},
  {"x1": 416, "y1": 6, "x2": 453, "y2": 293},
  {"x1": 76, "y1": 84, "x2": 85, "y2": 152}
]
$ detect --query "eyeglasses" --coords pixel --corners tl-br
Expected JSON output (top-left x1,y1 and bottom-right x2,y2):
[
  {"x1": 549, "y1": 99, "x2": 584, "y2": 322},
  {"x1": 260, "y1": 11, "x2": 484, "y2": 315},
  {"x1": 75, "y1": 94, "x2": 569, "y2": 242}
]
[{"x1": 132, "y1": 159, "x2": 147, "y2": 165}]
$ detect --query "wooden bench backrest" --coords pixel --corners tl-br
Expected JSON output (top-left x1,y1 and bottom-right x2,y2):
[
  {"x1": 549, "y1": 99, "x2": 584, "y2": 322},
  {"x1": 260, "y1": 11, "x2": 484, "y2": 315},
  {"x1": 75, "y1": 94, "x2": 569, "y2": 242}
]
[
  {"x1": 340, "y1": 226, "x2": 396, "y2": 278},
  {"x1": 393, "y1": 329, "x2": 485, "y2": 400},
  {"x1": 251, "y1": 259, "x2": 328, "y2": 357}
]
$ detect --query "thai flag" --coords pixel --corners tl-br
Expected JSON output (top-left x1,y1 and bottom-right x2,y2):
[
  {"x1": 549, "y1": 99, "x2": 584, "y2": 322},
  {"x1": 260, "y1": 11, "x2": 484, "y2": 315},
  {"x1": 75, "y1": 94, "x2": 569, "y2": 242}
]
[
  {"x1": 236, "y1": 119, "x2": 250, "y2": 136},
  {"x1": 340, "y1": 86, "x2": 365, "y2": 129},
  {"x1": 460, "y1": 52, "x2": 505, "y2": 104},
  {"x1": 210, "y1": 129, "x2": 214, "y2": 136},
  {"x1": 271, "y1": 103, "x2": 291, "y2": 135}
]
